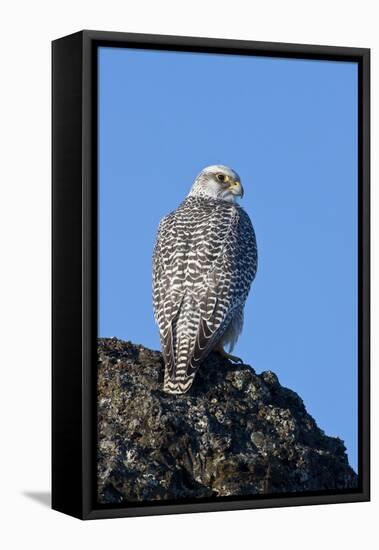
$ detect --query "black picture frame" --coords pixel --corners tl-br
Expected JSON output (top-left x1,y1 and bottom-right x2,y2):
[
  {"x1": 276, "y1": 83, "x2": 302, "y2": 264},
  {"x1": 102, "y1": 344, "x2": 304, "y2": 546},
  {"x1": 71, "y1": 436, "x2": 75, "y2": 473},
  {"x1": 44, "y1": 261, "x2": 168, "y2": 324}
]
[{"x1": 52, "y1": 30, "x2": 370, "y2": 520}]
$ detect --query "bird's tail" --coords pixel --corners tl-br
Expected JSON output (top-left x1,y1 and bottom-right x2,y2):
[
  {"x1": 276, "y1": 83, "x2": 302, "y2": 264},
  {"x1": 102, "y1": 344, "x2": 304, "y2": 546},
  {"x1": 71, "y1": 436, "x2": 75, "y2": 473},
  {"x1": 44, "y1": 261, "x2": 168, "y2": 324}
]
[
  {"x1": 163, "y1": 371, "x2": 195, "y2": 394},
  {"x1": 163, "y1": 335, "x2": 195, "y2": 394}
]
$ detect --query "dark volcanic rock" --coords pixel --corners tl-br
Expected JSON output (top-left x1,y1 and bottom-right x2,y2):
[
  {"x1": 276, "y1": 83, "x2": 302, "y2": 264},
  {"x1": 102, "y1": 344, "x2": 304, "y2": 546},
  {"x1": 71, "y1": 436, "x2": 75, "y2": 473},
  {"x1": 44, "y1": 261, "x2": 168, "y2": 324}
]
[{"x1": 97, "y1": 338, "x2": 357, "y2": 504}]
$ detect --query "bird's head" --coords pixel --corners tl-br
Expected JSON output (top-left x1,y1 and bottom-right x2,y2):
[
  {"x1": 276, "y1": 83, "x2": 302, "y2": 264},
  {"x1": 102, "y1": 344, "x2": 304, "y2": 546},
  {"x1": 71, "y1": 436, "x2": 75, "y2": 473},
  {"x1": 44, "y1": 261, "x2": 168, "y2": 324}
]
[{"x1": 188, "y1": 165, "x2": 244, "y2": 203}]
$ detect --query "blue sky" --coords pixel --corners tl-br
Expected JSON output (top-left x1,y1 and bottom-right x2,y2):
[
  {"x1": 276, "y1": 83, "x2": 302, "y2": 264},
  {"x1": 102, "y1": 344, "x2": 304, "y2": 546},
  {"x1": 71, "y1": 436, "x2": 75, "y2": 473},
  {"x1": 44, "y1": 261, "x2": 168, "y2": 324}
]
[{"x1": 98, "y1": 47, "x2": 358, "y2": 472}]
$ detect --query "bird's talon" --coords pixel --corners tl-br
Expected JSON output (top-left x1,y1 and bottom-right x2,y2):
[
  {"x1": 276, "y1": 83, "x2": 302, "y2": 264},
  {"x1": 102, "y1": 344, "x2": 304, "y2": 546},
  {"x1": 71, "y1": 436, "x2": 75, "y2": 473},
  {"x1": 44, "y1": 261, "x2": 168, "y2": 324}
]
[{"x1": 216, "y1": 348, "x2": 243, "y2": 364}]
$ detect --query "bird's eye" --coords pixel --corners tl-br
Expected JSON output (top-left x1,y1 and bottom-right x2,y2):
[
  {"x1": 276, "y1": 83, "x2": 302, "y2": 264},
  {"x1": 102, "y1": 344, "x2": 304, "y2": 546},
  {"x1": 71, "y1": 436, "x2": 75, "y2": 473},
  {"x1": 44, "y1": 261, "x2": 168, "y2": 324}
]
[{"x1": 216, "y1": 174, "x2": 226, "y2": 183}]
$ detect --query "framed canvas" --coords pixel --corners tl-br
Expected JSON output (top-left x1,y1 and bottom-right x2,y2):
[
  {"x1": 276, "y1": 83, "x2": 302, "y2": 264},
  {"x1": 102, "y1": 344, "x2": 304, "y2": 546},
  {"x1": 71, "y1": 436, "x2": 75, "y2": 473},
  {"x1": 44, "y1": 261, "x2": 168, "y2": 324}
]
[{"x1": 52, "y1": 30, "x2": 370, "y2": 520}]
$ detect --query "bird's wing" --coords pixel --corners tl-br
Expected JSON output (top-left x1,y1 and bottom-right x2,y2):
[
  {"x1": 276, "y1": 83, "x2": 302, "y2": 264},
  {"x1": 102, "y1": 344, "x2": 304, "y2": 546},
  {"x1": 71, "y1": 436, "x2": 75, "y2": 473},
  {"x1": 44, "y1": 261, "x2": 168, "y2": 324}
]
[
  {"x1": 153, "y1": 200, "x2": 257, "y2": 393},
  {"x1": 153, "y1": 214, "x2": 182, "y2": 379},
  {"x1": 188, "y1": 207, "x2": 258, "y2": 374}
]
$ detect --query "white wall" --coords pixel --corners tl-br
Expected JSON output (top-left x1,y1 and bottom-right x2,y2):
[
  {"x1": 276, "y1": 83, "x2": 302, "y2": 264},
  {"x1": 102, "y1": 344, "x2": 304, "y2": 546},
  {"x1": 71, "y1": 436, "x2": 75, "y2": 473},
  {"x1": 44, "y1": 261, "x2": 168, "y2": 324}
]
[{"x1": 0, "y1": 1, "x2": 376, "y2": 548}]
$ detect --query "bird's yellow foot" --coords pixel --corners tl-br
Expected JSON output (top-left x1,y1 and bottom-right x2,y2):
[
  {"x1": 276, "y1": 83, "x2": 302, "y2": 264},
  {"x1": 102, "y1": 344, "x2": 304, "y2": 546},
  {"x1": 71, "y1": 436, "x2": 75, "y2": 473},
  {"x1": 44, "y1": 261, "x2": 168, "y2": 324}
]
[{"x1": 216, "y1": 347, "x2": 243, "y2": 364}]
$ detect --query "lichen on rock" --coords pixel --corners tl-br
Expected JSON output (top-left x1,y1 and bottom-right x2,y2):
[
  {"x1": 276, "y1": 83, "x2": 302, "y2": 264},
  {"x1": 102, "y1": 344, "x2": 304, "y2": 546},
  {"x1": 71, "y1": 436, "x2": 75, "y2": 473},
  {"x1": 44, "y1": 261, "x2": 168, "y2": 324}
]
[{"x1": 97, "y1": 337, "x2": 357, "y2": 504}]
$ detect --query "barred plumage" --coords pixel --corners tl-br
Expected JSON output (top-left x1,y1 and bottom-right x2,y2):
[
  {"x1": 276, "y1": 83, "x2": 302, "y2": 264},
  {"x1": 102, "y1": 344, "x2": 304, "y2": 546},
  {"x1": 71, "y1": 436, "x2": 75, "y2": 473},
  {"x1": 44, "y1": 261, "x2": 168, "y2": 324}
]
[{"x1": 153, "y1": 165, "x2": 258, "y2": 394}]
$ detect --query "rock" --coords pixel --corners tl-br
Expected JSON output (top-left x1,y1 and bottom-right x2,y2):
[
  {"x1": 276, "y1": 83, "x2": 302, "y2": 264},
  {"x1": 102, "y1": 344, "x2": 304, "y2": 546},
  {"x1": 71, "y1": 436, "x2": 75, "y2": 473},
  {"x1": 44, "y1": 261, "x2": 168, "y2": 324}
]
[{"x1": 97, "y1": 338, "x2": 358, "y2": 504}]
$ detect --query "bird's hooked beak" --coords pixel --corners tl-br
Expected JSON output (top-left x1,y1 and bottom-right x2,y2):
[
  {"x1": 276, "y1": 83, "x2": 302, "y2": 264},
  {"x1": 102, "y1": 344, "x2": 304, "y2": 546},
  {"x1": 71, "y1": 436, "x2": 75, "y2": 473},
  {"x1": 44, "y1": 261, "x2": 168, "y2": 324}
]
[{"x1": 229, "y1": 179, "x2": 244, "y2": 199}]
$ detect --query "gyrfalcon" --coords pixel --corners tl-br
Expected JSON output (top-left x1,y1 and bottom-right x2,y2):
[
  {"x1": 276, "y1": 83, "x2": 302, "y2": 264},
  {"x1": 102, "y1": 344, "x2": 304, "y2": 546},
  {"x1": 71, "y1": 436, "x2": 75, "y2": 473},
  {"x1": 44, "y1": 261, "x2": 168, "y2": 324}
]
[{"x1": 153, "y1": 165, "x2": 258, "y2": 394}]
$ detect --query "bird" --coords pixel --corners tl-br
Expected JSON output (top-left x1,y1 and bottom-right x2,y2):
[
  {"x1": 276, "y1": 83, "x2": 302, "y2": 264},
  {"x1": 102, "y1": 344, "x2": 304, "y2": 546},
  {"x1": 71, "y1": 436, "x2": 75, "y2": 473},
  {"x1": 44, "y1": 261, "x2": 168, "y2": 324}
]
[{"x1": 152, "y1": 165, "x2": 258, "y2": 394}]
